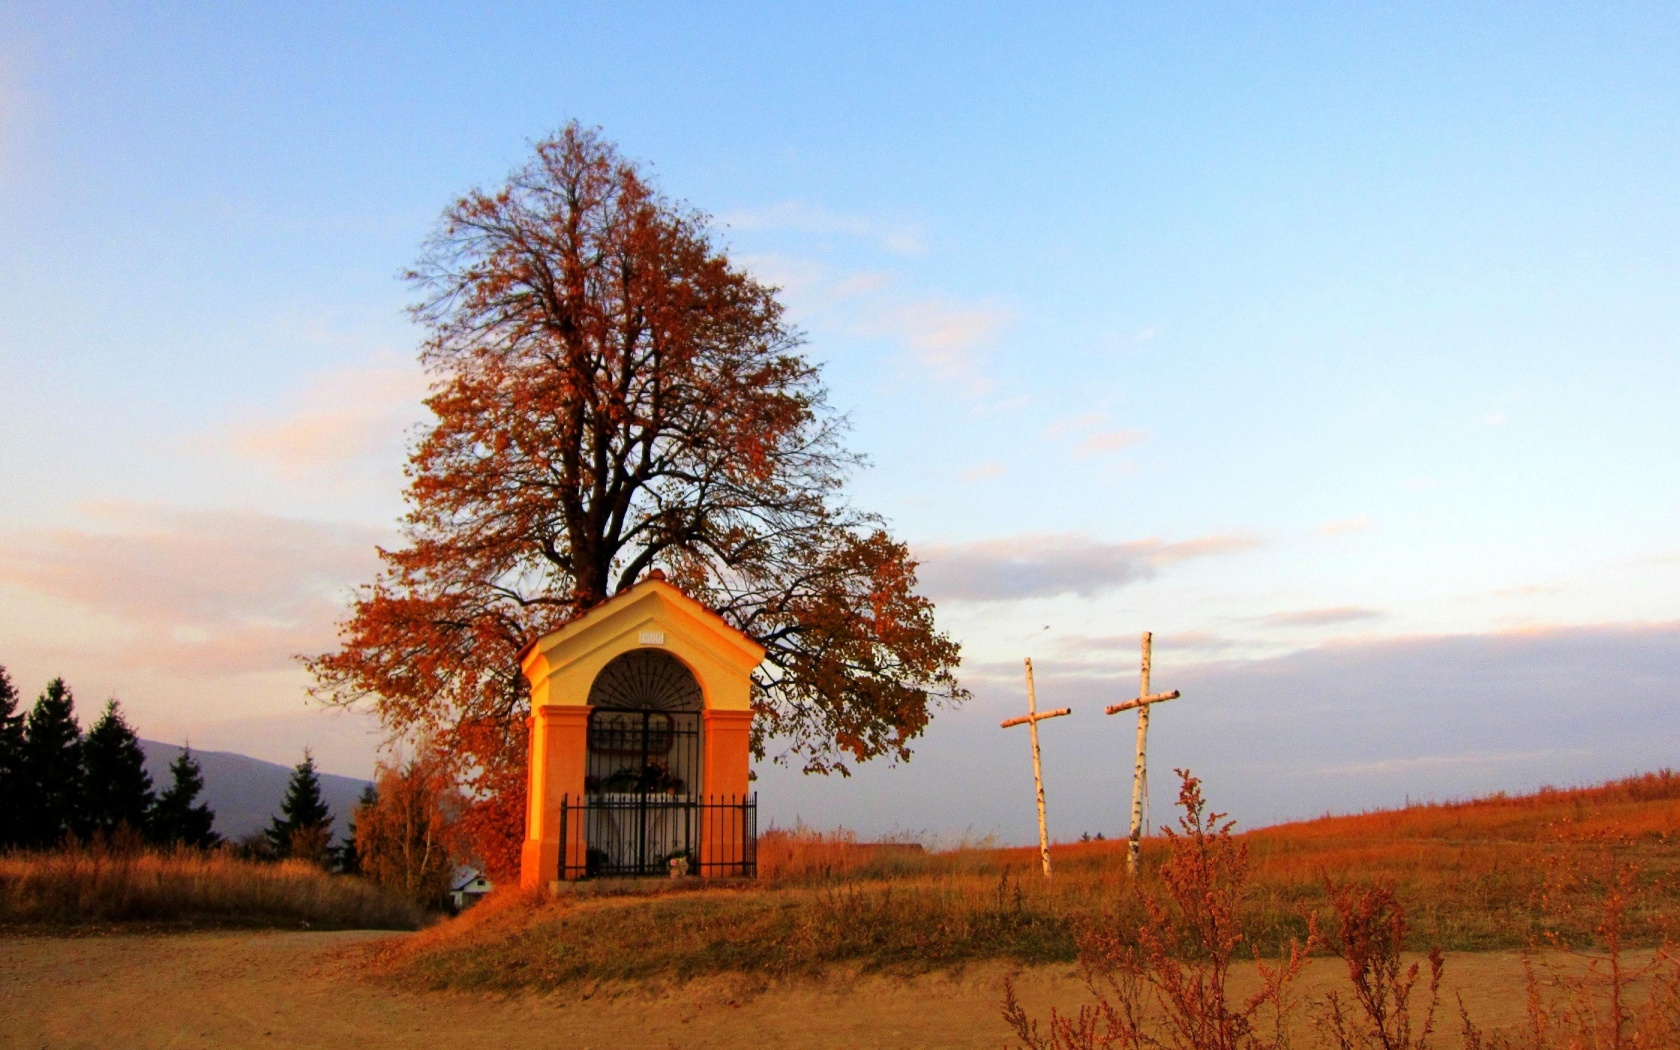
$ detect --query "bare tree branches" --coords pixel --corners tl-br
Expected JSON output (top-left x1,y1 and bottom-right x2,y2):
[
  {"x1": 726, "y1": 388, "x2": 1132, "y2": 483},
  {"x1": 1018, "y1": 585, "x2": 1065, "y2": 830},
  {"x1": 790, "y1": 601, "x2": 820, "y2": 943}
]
[{"x1": 309, "y1": 125, "x2": 964, "y2": 868}]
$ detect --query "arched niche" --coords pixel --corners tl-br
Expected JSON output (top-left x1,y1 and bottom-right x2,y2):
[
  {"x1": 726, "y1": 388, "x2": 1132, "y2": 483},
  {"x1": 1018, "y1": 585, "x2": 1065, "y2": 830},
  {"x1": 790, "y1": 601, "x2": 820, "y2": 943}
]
[{"x1": 587, "y1": 649, "x2": 703, "y2": 711}]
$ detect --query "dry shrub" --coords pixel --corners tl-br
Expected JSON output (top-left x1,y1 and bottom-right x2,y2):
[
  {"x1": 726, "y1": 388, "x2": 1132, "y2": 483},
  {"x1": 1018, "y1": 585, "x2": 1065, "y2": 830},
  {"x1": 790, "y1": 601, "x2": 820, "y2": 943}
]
[
  {"x1": 757, "y1": 824, "x2": 865, "y2": 881},
  {"x1": 1318, "y1": 881, "x2": 1443, "y2": 1050},
  {"x1": 1461, "y1": 842, "x2": 1680, "y2": 1049},
  {"x1": 758, "y1": 824, "x2": 934, "y2": 883},
  {"x1": 288, "y1": 823, "x2": 333, "y2": 869},
  {"x1": 0, "y1": 844, "x2": 421, "y2": 929},
  {"x1": 1003, "y1": 770, "x2": 1313, "y2": 1050},
  {"x1": 356, "y1": 754, "x2": 463, "y2": 909}
]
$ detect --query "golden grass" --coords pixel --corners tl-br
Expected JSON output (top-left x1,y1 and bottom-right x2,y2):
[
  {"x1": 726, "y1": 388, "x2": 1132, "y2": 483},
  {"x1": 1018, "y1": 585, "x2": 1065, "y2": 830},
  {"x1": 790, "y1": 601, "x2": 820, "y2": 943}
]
[
  {"x1": 0, "y1": 847, "x2": 424, "y2": 930},
  {"x1": 383, "y1": 772, "x2": 1680, "y2": 993}
]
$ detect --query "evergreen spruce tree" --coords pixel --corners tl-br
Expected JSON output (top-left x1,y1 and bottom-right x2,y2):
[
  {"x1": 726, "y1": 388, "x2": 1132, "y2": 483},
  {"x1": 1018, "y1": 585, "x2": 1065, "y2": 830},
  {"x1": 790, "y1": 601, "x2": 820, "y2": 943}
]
[
  {"x1": 22, "y1": 678, "x2": 85, "y2": 848},
  {"x1": 82, "y1": 699, "x2": 155, "y2": 841},
  {"x1": 266, "y1": 750, "x2": 332, "y2": 861},
  {"x1": 0, "y1": 665, "x2": 26, "y2": 849},
  {"x1": 334, "y1": 782, "x2": 377, "y2": 874},
  {"x1": 151, "y1": 747, "x2": 219, "y2": 849}
]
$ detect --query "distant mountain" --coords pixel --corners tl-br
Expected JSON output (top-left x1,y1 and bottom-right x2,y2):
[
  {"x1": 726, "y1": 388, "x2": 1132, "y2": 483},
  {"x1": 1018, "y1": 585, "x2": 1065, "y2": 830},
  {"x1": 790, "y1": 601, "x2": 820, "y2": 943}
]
[{"x1": 139, "y1": 740, "x2": 371, "y2": 842}]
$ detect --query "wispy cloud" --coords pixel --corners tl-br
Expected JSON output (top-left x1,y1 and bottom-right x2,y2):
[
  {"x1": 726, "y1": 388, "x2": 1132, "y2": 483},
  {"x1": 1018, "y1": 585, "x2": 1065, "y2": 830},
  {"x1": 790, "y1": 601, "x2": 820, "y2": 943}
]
[
  {"x1": 1075, "y1": 429, "x2": 1148, "y2": 458},
  {"x1": 744, "y1": 253, "x2": 1009, "y2": 394},
  {"x1": 960, "y1": 463, "x2": 1006, "y2": 483},
  {"x1": 855, "y1": 298, "x2": 1010, "y2": 389},
  {"x1": 1319, "y1": 514, "x2": 1374, "y2": 536},
  {"x1": 1052, "y1": 631, "x2": 1244, "y2": 659},
  {"x1": 1320, "y1": 749, "x2": 1570, "y2": 777},
  {"x1": 1474, "y1": 583, "x2": 1564, "y2": 600},
  {"x1": 209, "y1": 359, "x2": 429, "y2": 480},
  {"x1": 1043, "y1": 412, "x2": 1149, "y2": 459},
  {"x1": 1256, "y1": 606, "x2": 1385, "y2": 628},
  {"x1": 0, "y1": 504, "x2": 387, "y2": 676},
  {"x1": 915, "y1": 532, "x2": 1260, "y2": 602},
  {"x1": 1044, "y1": 412, "x2": 1108, "y2": 438},
  {"x1": 721, "y1": 200, "x2": 926, "y2": 255}
]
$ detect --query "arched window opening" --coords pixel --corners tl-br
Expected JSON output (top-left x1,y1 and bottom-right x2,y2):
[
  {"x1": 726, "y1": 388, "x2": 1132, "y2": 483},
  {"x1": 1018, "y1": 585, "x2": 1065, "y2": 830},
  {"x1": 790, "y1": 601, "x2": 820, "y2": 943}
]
[{"x1": 581, "y1": 649, "x2": 705, "y2": 875}]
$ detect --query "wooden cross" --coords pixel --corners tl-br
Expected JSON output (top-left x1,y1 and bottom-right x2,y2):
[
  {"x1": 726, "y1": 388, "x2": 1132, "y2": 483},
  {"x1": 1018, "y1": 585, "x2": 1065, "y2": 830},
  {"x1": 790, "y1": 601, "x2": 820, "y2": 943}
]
[
  {"x1": 1001, "y1": 657, "x2": 1072, "y2": 877},
  {"x1": 1104, "y1": 632, "x2": 1181, "y2": 876}
]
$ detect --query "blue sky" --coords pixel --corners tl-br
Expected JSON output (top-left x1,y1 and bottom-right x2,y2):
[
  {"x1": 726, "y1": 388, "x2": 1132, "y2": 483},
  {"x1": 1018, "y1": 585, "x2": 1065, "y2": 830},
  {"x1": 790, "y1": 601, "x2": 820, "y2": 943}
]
[{"x1": 1, "y1": 3, "x2": 1676, "y2": 840}]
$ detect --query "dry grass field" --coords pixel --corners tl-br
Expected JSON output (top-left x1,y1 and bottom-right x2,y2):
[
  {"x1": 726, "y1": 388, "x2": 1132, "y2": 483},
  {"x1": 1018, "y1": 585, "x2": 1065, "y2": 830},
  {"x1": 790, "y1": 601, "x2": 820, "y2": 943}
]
[
  {"x1": 4, "y1": 772, "x2": 1676, "y2": 1048},
  {"x1": 384, "y1": 771, "x2": 1680, "y2": 993},
  {"x1": 0, "y1": 930, "x2": 1641, "y2": 1050},
  {"x1": 0, "y1": 847, "x2": 422, "y2": 931}
]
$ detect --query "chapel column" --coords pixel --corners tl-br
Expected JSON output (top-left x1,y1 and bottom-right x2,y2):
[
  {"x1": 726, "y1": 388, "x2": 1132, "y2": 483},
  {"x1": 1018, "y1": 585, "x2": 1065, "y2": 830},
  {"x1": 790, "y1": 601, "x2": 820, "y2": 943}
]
[
  {"x1": 519, "y1": 704, "x2": 589, "y2": 888},
  {"x1": 700, "y1": 708, "x2": 753, "y2": 876}
]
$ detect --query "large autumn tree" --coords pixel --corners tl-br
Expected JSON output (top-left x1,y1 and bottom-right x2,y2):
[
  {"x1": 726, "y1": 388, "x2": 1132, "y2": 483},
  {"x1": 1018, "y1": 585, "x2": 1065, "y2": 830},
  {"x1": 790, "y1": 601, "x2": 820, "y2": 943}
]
[{"x1": 310, "y1": 125, "x2": 963, "y2": 874}]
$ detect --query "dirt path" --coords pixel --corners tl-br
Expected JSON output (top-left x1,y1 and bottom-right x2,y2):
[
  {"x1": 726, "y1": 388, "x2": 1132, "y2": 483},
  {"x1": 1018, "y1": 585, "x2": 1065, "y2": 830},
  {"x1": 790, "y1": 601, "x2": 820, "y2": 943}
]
[{"x1": 0, "y1": 930, "x2": 1549, "y2": 1049}]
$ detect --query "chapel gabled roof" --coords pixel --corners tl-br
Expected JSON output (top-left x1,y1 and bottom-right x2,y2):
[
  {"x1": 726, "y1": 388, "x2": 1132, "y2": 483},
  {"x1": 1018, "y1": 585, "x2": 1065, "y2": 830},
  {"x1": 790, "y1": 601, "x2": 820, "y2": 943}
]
[{"x1": 517, "y1": 571, "x2": 765, "y2": 677}]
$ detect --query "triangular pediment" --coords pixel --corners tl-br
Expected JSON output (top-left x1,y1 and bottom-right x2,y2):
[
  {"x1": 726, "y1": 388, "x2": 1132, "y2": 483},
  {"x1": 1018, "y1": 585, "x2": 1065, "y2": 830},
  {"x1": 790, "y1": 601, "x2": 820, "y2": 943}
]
[{"x1": 519, "y1": 578, "x2": 764, "y2": 710}]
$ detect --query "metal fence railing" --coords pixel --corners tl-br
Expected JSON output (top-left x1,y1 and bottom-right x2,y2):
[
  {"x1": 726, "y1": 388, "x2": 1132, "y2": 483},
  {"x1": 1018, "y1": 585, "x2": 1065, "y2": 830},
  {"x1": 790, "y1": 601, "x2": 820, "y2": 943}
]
[{"x1": 557, "y1": 793, "x2": 757, "y2": 879}]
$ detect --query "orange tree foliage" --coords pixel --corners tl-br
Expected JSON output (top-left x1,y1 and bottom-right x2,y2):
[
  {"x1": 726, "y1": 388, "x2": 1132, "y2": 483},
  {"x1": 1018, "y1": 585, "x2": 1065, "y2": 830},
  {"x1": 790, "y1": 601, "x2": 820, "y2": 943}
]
[
  {"x1": 355, "y1": 756, "x2": 462, "y2": 909},
  {"x1": 308, "y1": 125, "x2": 964, "y2": 875}
]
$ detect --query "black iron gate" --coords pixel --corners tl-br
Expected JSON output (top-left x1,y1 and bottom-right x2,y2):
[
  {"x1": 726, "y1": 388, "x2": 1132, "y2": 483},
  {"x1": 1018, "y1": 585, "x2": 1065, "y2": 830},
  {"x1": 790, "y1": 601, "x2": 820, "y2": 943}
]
[
  {"x1": 559, "y1": 792, "x2": 757, "y2": 879},
  {"x1": 560, "y1": 649, "x2": 757, "y2": 879},
  {"x1": 578, "y1": 708, "x2": 703, "y2": 876}
]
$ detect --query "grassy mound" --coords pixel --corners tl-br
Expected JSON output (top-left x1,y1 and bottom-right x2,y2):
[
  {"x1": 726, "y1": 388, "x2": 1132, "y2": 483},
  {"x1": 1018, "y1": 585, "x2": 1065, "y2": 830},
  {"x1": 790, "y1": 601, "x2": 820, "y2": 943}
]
[
  {"x1": 384, "y1": 771, "x2": 1680, "y2": 991},
  {"x1": 385, "y1": 875, "x2": 1080, "y2": 990}
]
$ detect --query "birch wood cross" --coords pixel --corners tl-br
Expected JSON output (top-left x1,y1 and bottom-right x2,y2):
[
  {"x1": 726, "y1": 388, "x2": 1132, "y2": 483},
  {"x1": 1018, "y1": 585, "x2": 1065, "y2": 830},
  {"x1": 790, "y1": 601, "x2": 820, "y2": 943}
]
[
  {"x1": 1001, "y1": 657, "x2": 1072, "y2": 877},
  {"x1": 1104, "y1": 632, "x2": 1181, "y2": 876}
]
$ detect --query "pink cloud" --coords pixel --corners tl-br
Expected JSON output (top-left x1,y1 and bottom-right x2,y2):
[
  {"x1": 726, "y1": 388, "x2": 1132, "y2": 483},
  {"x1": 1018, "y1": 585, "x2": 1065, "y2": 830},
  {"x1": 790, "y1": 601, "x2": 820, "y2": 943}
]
[
  {"x1": 1319, "y1": 514, "x2": 1374, "y2": 536},
  {"x1": 1052, "y1": 631, "x2": 1244, "y2": 658},
  {"x1": 1043, "y1": 412, "x2": 1149, "y2": 458},
  {"x1": 0, "y1": 505, "x2": 388, "y2": 676},
  {"x1": 739, "y1": 253, "x2": 1009, "y2": 394},
  {"x1": 720, "y1": 201, "x2": 927, "y2": 256},
  {"x1": 1075, "y1": 429, "x2": 1148, "y2": 458},
  {"x1": 1256, "y1": 606, "x2": 1385, "y2": 628},
  {"x1": 857, "y1": 298, "x2": 1010, "y2": 391},
  {"x1": 215, "y1": 362, "x2": 429, "y2": 479},
  {"x1": 1043, "y1": 412, "x2": 1108, "y2": 439}
]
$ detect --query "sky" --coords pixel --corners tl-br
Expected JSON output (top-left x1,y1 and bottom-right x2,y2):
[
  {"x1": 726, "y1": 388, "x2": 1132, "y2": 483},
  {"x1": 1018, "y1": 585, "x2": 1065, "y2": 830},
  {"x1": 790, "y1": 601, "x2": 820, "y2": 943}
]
[{"x1": 1, "y1": 3, "x2": 1676, "y2": 843}]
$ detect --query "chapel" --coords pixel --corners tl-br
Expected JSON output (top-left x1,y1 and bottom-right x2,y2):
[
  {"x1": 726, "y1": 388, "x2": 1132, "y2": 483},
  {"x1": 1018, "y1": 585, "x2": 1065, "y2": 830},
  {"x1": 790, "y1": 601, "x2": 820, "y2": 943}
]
[{"x1": 518, "y1": 572, "x2": 763, "y2": 887}]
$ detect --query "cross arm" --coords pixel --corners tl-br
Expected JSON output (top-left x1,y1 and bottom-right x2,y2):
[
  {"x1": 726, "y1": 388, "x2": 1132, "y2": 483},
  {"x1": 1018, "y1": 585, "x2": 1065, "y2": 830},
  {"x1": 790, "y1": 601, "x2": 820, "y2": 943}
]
[
  {"x1": 1000, "y1": 707, "x2": 1073, "y2": 729},
  {"x1": 1104, "y1": 690, "x2": 1180, "y2": 716}
]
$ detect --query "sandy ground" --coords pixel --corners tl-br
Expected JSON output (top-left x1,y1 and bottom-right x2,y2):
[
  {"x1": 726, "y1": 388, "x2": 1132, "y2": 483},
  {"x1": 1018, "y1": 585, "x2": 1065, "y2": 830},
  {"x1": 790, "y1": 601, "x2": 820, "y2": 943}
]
[{"x1": 0, "y1": 930, "x2": 1559, "y2": 1049}]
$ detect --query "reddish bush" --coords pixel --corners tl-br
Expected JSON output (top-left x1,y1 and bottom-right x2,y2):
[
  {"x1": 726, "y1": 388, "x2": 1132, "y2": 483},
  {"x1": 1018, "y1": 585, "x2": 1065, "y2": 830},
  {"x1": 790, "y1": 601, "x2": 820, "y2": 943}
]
[
  {"x1": 1318, "y1": 880, "x2": 1443, "y2": 1050},
  {"x1": 1004, "y1": 770, "x2": 1313, "y2": 1050}
]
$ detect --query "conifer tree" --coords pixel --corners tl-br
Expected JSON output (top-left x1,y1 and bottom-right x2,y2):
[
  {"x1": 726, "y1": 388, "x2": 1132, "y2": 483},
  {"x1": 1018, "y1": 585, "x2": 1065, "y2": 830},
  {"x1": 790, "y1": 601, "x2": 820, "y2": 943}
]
[
  {"x1": 0, "y1": 666, "x2": 25, "y2": 849},
  {"x1": 22, "y1": 678, "x2": 84, "y2": 847},
  {"x1": 266, "y1": 750, "x2": 333, "y2": 861},
  {"x1": 151, "y1": 747, "x2": 219, "y2": 849},
  {"x1": 82, "y1": 699, "x2": 155, "y2": 840}
]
